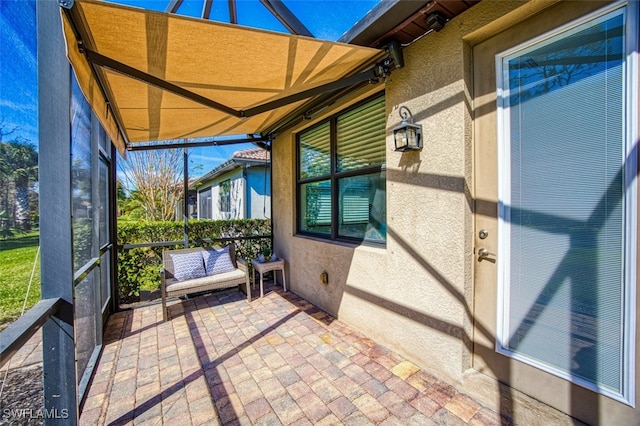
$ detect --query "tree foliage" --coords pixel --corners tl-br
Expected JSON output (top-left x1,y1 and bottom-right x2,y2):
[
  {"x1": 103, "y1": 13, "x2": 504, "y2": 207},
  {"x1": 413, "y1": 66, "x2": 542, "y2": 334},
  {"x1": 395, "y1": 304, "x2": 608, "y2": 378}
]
[
  {"x1": 0, "y1": 127, "x2": 38, "y2": 231},
  {"x1": 118, "y1": 149, "x2": 184, "y2": 221}
]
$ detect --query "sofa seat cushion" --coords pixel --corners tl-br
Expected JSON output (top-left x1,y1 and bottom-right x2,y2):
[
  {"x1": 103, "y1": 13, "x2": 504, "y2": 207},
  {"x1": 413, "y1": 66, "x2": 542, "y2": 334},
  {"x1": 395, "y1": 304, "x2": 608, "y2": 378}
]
[{"x1": 165, "y1": 268, "x2": 246, "y2": 295}]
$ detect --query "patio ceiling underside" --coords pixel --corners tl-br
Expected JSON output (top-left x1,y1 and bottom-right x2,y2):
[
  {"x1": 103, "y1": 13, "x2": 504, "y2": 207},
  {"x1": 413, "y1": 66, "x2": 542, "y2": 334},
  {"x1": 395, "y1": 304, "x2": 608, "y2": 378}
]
[{"x1": 61, "y1": 0, "x2": 384, "y2": 154}]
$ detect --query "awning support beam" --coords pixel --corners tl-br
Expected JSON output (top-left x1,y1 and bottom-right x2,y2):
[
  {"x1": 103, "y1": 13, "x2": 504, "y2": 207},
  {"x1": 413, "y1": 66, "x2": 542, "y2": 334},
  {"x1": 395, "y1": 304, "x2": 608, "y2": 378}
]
[
  {"x1": 83, "y1": 47, "x2": 385, "y2": 121},
  {"x1": 259, "y1": 0, "x2": 314, "y2": 37},
  {"x1": 243, "y1": 68, "x2": 379, "y2": 117},
  {"x1": 126, "y1": 136, "x2": 266, "y2": 151},
  {"x1": 202, "y1": 0, "x2": 213, "y2": 20},
  {"x1": 228, "y1": 0, "x2": 238, "y2": 24},
  {"x1": 166, "y1": 0, "x2": 183, "y2": 14},
  {"x1": 84, "y1": 48, "x2": 243, "y2": 118}
]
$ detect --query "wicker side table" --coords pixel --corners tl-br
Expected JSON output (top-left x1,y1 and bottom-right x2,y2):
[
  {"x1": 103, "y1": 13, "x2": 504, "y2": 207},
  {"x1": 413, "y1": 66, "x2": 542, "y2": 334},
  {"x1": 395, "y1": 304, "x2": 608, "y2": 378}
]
[{"x1": 251, "y1": 258, "x2": 287, "y2": 298}]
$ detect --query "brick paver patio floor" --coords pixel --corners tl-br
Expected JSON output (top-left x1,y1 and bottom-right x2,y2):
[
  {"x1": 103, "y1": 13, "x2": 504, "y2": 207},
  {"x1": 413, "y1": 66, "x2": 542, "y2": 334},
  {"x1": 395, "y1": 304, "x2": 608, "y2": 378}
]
[{"x1": 80, "y1": 282, "x2": 507, "y2": 425}]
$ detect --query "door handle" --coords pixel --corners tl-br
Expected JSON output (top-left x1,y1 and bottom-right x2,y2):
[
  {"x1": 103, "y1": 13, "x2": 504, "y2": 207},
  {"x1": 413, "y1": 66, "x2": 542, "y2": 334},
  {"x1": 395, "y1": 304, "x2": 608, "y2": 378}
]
[{"x1": 478, "y1": 248, "x2": 496, "y2": 262}]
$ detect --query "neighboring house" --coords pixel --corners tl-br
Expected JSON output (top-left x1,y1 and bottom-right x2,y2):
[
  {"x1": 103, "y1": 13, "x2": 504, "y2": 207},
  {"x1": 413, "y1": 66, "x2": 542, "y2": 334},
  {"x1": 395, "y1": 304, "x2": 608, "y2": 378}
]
[
  {"x1": 194, "y1": 148, "x2": 271, "y2": 220},
  {"x1": 269, "y1": 2, "x2": 639, "y2": 425}
]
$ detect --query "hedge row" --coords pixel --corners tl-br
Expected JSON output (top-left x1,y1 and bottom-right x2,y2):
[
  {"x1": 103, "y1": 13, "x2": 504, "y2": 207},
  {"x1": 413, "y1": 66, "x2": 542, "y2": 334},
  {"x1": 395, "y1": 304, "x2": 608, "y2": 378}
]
[{"x1": 117, "y1": 219, "x2": 271, "y2": 302}]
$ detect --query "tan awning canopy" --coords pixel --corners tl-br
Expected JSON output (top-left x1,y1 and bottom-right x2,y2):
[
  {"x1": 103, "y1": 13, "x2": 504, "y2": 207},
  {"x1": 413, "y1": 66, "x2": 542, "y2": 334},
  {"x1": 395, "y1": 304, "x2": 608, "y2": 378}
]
[{"x1": 61, "y1": 0, "x2": 385, "y2": 154}]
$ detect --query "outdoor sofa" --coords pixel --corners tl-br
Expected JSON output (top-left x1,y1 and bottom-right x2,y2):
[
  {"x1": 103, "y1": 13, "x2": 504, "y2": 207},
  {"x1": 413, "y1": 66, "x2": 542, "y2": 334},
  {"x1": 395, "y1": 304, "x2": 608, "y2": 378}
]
[{"x1": 160, "y1": 245, "x2": 251, "y2": 321}]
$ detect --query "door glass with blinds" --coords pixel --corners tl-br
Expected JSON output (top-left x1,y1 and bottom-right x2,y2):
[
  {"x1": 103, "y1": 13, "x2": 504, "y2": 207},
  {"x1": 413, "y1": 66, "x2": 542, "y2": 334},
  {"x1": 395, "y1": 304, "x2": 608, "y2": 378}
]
[{"x1": 497, "y1": 5, "x2": 635, "y2": 402}]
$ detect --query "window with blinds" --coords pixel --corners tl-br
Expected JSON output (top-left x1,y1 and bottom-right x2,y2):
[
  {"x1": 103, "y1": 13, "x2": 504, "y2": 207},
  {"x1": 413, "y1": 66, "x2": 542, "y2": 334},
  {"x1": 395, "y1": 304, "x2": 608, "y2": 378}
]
[
  {"x1": 337, "y1": 97, "x2": 386, "y2": 172},
  {"x1": 297, "y1": 95, "x2": 386, "y2": 243},
  {"x1": 300, "y1": 122, "x2": 331, "y2": 179}
]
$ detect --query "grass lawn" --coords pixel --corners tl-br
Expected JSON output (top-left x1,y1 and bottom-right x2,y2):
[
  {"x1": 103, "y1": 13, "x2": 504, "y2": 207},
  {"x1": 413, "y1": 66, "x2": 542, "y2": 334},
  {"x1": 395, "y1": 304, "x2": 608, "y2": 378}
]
[{"x1": 0, "y1": 232, "x2": 40, "y2": 330}]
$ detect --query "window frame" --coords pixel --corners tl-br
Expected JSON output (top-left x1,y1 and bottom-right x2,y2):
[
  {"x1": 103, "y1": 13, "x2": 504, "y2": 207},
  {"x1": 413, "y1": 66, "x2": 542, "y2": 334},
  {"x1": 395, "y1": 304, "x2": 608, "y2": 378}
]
[{"x1": 296, "y1": 94, "x2": 386, "y2": 245}]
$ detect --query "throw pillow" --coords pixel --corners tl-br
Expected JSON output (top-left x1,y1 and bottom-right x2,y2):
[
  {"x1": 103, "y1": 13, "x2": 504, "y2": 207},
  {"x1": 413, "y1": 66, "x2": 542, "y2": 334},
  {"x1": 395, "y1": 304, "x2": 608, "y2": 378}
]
[
  {"x1": 170, "y1": 252, "x2": 206, "y2": 281},
  {"x1": 203, "y1": 246, "x2": 236, "y2": 276}
]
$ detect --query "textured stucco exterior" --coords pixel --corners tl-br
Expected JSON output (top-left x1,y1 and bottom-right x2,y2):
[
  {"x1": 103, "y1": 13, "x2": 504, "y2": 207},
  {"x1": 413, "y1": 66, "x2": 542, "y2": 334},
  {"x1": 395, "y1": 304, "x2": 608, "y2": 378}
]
[
  {"x1": 246, "y1": 167, "x2": 271, "y2": 219},
  {"x1": 273, "y1": 0, "x2": 520, "y2": 381},
  {"x1": 271, "y1": 1, "x2": 638, "y2": 424}
]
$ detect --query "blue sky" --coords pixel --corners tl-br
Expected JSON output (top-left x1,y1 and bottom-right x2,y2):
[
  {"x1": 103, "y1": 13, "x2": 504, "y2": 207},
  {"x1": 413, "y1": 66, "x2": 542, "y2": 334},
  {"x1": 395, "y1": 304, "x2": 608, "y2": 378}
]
[
  {"x1": 0, "y1": 0, "x2": 38, "y2": 145},
  {"x1": 109, "y1": 0, "x2": 378, "y2": 40},
  {"x1": 0, "y1": 0, "x2": 379, "y2": 176}
]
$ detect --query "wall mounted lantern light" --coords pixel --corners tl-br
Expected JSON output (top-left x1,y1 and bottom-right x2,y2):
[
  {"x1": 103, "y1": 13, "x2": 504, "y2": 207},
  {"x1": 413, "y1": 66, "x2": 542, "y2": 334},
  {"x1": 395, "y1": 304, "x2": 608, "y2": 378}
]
[{"x1": 392, "y1": 106, "x2": 422, "y2": 152}]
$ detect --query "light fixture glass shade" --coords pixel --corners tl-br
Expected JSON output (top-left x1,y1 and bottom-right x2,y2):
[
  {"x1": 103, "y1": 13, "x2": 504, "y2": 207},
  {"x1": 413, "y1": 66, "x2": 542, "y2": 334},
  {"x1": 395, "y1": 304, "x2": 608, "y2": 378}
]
[{"x1": 393, "y1": 122, "x2": 422, "y2": 151}]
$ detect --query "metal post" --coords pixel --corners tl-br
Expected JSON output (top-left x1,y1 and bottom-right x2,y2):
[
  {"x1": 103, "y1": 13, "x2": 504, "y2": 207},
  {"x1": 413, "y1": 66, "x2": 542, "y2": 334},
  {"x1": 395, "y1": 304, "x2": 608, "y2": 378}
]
[
  {"x1": 268, "y1": 141, "x2": 273, "y2": 250},
  {"x1": 110, "y1": 143, "x2": 120, "y2": 312},
  {"x1": 183, "y1": 147, "x2": 189, "y2": 248},
  {"x1": 38, "y1": 0, "x2": 78, "y2": 423}
]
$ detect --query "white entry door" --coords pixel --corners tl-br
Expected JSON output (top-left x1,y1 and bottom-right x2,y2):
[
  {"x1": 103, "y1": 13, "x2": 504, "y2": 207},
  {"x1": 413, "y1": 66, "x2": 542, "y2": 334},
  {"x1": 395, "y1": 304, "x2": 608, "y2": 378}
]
[{"x1": 473, "y1": 1, "x2": 637, "y2": 422}]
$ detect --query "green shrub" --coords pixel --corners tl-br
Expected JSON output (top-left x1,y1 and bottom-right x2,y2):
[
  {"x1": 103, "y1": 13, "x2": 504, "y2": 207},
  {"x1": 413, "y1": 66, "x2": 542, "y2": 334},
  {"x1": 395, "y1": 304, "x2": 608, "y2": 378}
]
[{"x1": 117, "y1": 219, "x2": 271, "y2": 302}]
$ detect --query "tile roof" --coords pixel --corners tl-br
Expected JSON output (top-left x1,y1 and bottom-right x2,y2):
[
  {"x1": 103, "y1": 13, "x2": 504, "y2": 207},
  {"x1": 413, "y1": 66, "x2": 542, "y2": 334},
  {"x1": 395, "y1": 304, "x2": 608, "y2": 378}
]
[{"x1": 232, "y1": 147, "x2": 270, "y2": 161}]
